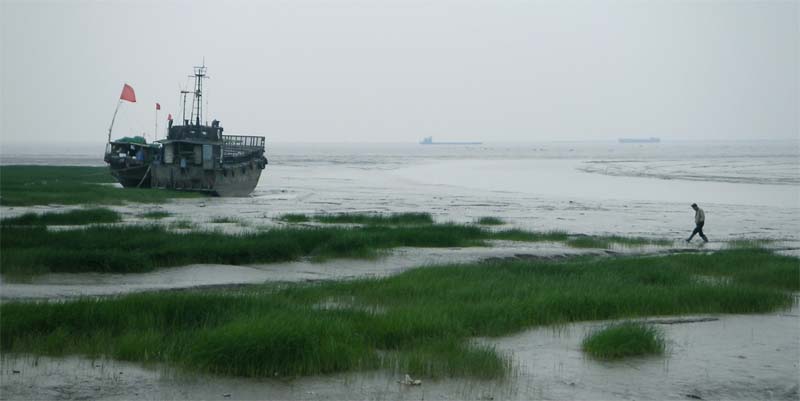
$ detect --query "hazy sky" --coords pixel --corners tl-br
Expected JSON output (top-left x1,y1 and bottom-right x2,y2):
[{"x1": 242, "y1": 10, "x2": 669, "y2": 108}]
[{"x1": 1, "y1": 0, "x2": 798, "y2": 145}]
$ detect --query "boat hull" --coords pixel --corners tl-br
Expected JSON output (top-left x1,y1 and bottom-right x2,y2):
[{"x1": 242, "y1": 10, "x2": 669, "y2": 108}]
[
  {"x1": 107, "y1": 159, "x2": 152, "y2": 188},
  {"x1": 105, "y1": 140, "x2": 157, "y2": 188},
  {"x1": 150, "y1": 160, "x2": 264, "y2": 197},
  {"x1": 110, "y1": 165, "x2": 152, "y2": 188}
]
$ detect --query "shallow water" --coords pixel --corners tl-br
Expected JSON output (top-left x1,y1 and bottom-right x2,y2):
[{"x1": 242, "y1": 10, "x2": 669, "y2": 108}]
[
  {"x1": 3, "y1": 305, "x2": 797, "y2": 400},
  {"x1": 392, "y1": 158, "x2": 799, "y2": 207},
  {"x1": 480, "y1": 303, "x2": 800, "y2": 400}
]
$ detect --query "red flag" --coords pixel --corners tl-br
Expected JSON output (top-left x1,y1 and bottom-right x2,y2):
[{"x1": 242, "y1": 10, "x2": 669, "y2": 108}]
[
  {"x1": 167, "y1": 113, "x2": 173, "y2": 121},
  {"x1": 156, "y1": 102, "x2": 161, "y2": 110},
  {"x1": 119, "y1": 84, "x2": 136, "y2": 103}
]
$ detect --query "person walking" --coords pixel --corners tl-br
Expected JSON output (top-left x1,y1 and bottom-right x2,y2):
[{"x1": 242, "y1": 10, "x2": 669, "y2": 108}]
[{"x1": 686, "y1": 203, "x2": 708, "y2": 243}]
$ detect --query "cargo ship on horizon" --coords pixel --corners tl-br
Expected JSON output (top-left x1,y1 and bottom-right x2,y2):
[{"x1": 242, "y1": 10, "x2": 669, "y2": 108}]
[
  {"x1": 618, "y1": 137, "x2": 660, "y2": 143},
  {"x1": 419, "y1": 136, "x2": 482, "y2": 145}
]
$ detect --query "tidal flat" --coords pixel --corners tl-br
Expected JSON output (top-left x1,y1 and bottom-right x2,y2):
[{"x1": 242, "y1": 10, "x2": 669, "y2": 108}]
[
  {"x1": 1, "y1": 250, "x2": 798, "y2": 400},
  {"x1": 2, "y1": 141, "x2": 799, "y2": 400},
  {"x1": 2, "y1": 249, "x2": 797, "y2": 378}
]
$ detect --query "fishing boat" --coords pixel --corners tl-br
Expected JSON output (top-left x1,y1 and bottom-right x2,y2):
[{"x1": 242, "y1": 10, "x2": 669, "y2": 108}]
[{"x1": 149, "y1": 64, "x2": 268, "y2": 196}]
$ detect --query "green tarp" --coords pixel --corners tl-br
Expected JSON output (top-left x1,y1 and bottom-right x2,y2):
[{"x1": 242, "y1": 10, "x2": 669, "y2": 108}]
[{"x1": 115, "y1": 136, "x2": 147, "y2": 144}]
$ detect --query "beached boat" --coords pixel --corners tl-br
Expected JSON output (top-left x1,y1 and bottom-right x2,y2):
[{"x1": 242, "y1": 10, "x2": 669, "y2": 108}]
[{"x1": 149, "y1": 64, "x2": 268, "y2": 196}]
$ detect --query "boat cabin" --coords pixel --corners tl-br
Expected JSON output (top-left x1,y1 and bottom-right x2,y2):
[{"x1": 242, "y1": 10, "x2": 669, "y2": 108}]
[{"x1": 156, "y1": 121, "x2": 266, "y2": 172}]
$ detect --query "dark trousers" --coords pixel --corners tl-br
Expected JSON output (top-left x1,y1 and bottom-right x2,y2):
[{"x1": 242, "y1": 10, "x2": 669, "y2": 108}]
[{"x1": 688, "y1": 222, "x2": 708, "y2": 242}]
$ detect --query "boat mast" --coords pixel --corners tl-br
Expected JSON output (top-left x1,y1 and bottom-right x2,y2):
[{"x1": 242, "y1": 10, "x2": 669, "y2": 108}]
[
  {"x1": 188, "y1": 63, "x2": 209, "y2": 126},
  {"x1": 107, "y1": 99, "x2": 122, "y2": 144}
]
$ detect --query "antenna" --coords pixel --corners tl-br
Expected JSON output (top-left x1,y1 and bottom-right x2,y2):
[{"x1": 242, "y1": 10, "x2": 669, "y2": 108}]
[
  {"x1": 180, "y1": 89, "x2": 191, "y2": 124},
  {"x1": 188, "y1": 60, "x2": 209, "y2": 126}
]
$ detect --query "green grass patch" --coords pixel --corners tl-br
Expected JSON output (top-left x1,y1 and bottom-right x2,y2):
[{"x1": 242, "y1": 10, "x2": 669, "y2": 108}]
[
  {"x1": 140, "y1": 211, "x2": 171, "y2": 220},
  {"x1": 0, "y1": 208, "x2": 121, "y2": 226},
  {"x1": 726, "y1": 239, "x2": 775, "y2": 249},
  {"x1": 168, "y1": 220, "x2": 195, "y2": 230},
  {"x1": 279, "y1": 212, "x2": 434, "y2": 225},
  {"x1": 1, "y1": 250, "x2": 794, "y2": 379},
  {"x1": 567, "y1": 235, "x2": 672, "y2": 249},
  {"x1": 210, "y1": 216, "x2": 239, "y2": 224},
  {"x1": 277, "y1": 214, "x2": 310, "y2": 223},
  {"x1": 582, "y1": 322, "x2": 666, "y2": 360},
  {"x1": 0, "y1": 166, "x2": 201, "y2": 206},
  {"x1": 492, "y1": 229, "x2": 569, "y2": 242},
  {"x1": 0, "y1": 223, "x2": 489, "y2": 275},
  {"x1": 0, "y1": 217, "x2": 726, "y2": 276},
  {"x1": 315, "y1": 212, "x2": 434, "y2": 225},
  {"x1": 476, "y1": 217, "x2": 504, "y2": 225}
]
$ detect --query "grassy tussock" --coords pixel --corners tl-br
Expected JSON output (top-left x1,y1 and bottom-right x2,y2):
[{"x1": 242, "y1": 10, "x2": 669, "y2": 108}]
[
  {"x1": 726, "y1": 239, "x2": 775, "y2": 249},
  {"x1": 315, "y1": 212, "x2": 434, "y2": 225},
  {"x1": 210, "y1": 216, "x2": 239, "y2": 224},
  {"x1": 140, "y1": 211, "x2": 171, "y2": 220},
  {"x1": 0, "y1": 166, "x2": 200, "y2": 206},
  {"x1": 492, "y1": 229, "x2": 569, "y2": 242},
  {"x1": 168, "y1": 220, "x2": 196, "y2": 230},
  {"x1": 567, "y1": 235, "x2": 672, "y2": 248},
  {"x1": 1, "y1": 250, "x2": 795, "y2": 379},
  {"x1": 0, "y1": 208, "x2": 121, "y2": 226},
  {"x1": 277, "y1": 214, "x2": 310, "y2": 223},
  {"x1": 476, "y1": 217, "x2": 504, "y2": 225},
  {"x1": 582, "y1": 322, "x2": 666, "y2": 359}
]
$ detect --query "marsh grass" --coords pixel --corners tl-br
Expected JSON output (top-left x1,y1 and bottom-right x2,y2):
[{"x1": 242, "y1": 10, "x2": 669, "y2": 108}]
[
  {"x1": 726, "y1": 239, "x2": 775, "y2": 249},
  {"x1": 0, "y1": 223, "x2": 489, "y2": 274},
  {"x1": 210, "y1": 216, "x2": 239, "y2": 224},
  {"x1": 279, "y1": 212, "x2": 434, "y2": 225},
  {"x1": 582, "y1": 322, "x2": 665, "y2": 359},
  {"x1": 1, "y1": 250, "x2": 795, "y2": 379},
  {"x1": 0, "y1": 208, "x2": 121, "y2": 226},
  {"x1": 277, "y1": 214, "x2": 310, "y2": 223},
  {"x1": 315, "y1": 212, "x2": 434, "y2": 225},
  {"x1": 140, "y1": 211, "x2": 171, "y2": 220},
  {"x1": 567, "y1": 235, "x2": 672, "y2": 249},
  {"x1": 492, "y1": 229, "x2": 569, "y2": 242},
  {"x1": 168, "y1": 220, "x2": 196, "y2": 230},
  {"x1": 1, "y1": 216, "x2": 721, "y2": 276},
  {"x1": 476, "y1": 217, "x2": 504, "y2": 225},
  {"x1": 0, "y1": 166, "x2": 201, "y2": 206}
]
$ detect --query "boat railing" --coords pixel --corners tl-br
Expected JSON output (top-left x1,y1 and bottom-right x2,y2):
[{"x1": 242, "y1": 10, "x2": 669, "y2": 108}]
[{"x1": 222, "y1": 135, "x2": 265, "y2": 162}]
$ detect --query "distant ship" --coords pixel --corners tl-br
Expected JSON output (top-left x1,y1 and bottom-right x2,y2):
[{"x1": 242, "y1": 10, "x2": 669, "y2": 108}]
[
  {"x1": 618, "y1": 137, "x2": 660, "y2": 143},
  {"x1": 419, "y1": 136, "x2": 482, "y2": 145}
]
